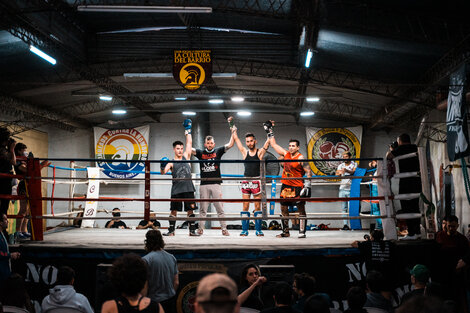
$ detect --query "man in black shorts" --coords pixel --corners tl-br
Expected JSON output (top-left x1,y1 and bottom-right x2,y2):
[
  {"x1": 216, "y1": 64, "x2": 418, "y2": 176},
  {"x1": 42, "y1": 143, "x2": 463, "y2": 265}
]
[{"x1": 161, "y1": 119, "x2": 199, "y2": 236}]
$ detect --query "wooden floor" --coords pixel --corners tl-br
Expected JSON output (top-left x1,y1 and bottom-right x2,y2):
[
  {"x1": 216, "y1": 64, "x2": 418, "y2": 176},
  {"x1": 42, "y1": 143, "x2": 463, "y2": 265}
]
[{"x1": 21, "y1": 227, "x2": 369, "y2": 251}]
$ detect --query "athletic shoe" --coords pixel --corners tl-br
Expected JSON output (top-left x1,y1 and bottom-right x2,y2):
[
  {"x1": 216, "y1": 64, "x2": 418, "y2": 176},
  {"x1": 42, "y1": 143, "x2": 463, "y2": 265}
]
[
  {"x1": 240, "y1": 230, "x2": 249, "y2": 236},
  {"x1": 222, "y1": 229, "x2": 230, "y2": 236},
  {"x1": 298, "y1": 233, "x2": 306, "y2": 238},
  {"x1": 163, "y1": 231, "x2": 175, "y2": 236},
  {"x1": 17, "y1": 232, "x2": 29, "y2": 240},
  {"x1": 22, "y1": 232, "x2": 31, "y2": 238},
  {"x1": 255, "y1": 230, "x2": 264, "y2": 237},
  {"x1": 400, "y1": 234, "x2": 421, "y2": 240},
  {"x1": 197, "y1": 228, "x2": 204, "y2": 235},
  {"x1": 189, "y1": 230, "x2": 200, "y2": 236},
  {"x1": 341, "y1": 225, "x2": 350, "y2": 231},
  {"x1": 276, "y1": 232, "x2": 290, "y2": 238}
]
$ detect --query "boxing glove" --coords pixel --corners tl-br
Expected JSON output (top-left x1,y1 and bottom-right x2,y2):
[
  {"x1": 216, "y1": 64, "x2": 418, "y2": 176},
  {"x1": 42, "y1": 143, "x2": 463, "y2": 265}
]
[
  {"x1": 263, "y1": 120, "x2": 274, "y2": 137},
  {"x1": 160, "y1": 157, "x2": 170, "y2": 171},
  {"x1": 183, "y1": 119, "x2": 192, "y2": 134},
  {"x1": 228, "y1": 116, "x2": 235, "y2": 129}
]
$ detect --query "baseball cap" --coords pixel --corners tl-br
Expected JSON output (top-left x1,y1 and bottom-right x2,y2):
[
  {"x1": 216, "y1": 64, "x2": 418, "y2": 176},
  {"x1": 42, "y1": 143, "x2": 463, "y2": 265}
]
[
  {"x1": 196, "y1": 273, "x2": 238, "y2": 303},
  {"x1": 410, "y1": 264, "x2": 430, "y2": 282}
]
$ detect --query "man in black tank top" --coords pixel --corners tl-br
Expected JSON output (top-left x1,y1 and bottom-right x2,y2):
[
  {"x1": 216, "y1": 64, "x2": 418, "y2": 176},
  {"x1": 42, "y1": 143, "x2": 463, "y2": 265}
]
[
  {"x1": 161, "y1": 119, "x2": 199, "y2": 236},
  {"x1": 230, "y1": 116, "x2": 270, "y2": 236}
]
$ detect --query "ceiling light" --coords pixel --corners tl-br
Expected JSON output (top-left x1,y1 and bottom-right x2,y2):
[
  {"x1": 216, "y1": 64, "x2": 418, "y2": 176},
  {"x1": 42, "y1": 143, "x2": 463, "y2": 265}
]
[
  {"x1": 99, "y1": 95, "x2": 113, "y2": 101},
  {"x1": 112, "y1": 109, "x2": 127, "y2": 115},
  {"x1": 300, "y1": 111, "x2": 315, "y2": 116},
  {"x1": 237, "y1": 111, "x2": 251, "y2": 116},
  {"x1": 304, "y1": 49, "x2": 313, "y2": 68},
  {"x1": 231, "y1": 96, "x2": 244, "y2": 102},
  {"x1": 29, "y1": 45, "x2": 56, "y2": 65},
  {"x1": 77, "y1": 5, "x2": 212, "y2": 13},
  {"x1": 182, "y1": 111, "x2": 196, "y2": 116},
  {"x1": 209, "y1": 99, "x2": 224, "y2": 104},
  {"x1": 306, "y1": 97, "x2": 320, "y2": 102},
  {"x1": 174, "y1": 97, "x2": 187, "y2": 101}
]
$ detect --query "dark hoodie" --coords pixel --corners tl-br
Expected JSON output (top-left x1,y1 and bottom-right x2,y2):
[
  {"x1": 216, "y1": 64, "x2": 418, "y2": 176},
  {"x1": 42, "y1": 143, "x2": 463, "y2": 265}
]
[{"x1": 41, "y1": 285, "x2": 94, "y2": 313}]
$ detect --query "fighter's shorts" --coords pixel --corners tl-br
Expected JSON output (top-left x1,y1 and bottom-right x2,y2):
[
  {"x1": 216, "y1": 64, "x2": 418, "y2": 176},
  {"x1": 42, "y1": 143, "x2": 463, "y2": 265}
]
[
  {"x1": 241, "y1": 180, "x2": 261, "y2": 195},
  {"x1": 170, "y1": 192, "x2": 197, "y2": 211},
  {"x1": 280, "y1": 184, "x2": 305, "y2": 206}
]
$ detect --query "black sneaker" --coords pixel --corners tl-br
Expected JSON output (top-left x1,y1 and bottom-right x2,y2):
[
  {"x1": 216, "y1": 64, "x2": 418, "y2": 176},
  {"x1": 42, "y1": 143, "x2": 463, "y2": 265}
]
[
  {"x1": 276, "y1": 231, "x2": 290, "y2": 238},
  {"x1": 341, "y1": 225, "x2": 350, "y2": 231},
  {"x1": 163, "y1": 231, "x2": 175, "y2": 236},
  {"x1": 189, "y1": 230, "x2": 200, "y2": 236}
]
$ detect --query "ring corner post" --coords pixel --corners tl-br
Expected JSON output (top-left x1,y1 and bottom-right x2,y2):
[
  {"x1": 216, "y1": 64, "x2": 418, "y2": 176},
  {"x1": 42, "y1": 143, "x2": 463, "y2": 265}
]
[
  {"x1": 418, "y1": 146, "x2": 436, "y2": 239},
  {"x1": 27, "y1": 157, "x2": 43, "y2": 241},
  {"x1": 144, "y1": 160, "x2": 150, "y2": 221},
  {"x1": 260, "y1": 159, "x2": 268, "y2": 218},
  {"x1": 377, "y1": 157, "x2": 397, "y2": 240}
]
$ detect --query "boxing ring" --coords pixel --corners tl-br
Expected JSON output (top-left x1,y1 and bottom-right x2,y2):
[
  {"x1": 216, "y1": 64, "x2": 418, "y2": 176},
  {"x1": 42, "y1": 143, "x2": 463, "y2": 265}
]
[
  {"x1": 2, "y1": 151, "x2": 436, "y2": 249},
  {"x1": 1, "y1": 154, "x2": 440, "y2": 312}
]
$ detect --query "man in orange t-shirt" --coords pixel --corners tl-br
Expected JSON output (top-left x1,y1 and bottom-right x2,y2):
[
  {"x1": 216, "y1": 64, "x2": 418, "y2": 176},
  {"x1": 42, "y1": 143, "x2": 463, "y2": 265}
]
[{"x1": 269, "y1": 125, "x2": 312, "y2": 238}]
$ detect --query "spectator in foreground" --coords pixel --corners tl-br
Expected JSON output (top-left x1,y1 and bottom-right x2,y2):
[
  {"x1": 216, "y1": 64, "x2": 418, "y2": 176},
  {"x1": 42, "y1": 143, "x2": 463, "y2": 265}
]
[
  {"x1": 396, "y1": 295, "x2": 446, "y2": 313},
  {"x1": 364, "y1": 270, "x2": 393, "y2": 313},
  {"x1": 142, "y1": 230, "x2": 178, "y2": 313},
  {"x1": 238, "y1": 264, "x2": 267, "y2": 311},
  {"x1": 400, "y1": 264, "x2": 429, "y2": 305},
  {"x1": 292, "y1": 273, "x2": 330, "y2": 312},
  {"x1": 261, "y1": 281, "x2": 300, "y2": 313},
  {"x1": 0, "y1": 273, "x2": 34, "y2": 313},
  {"x1": 303, "y1": 294, "x2": 329, "y2": 313},
  {"x1": 42, "y1": 266, "x2": 93, "y2": 313},
  {"x1": 101, "y1": 253, "x2": 164, "y2": 313},
  {"x1": 0, "y1": 213, "x2": 20, "y2": 285},
  {"x1": 344, "y1": 286, "x2": 367, "y2": 313},
  {"x1": 195, "y1": 273, "x2": 239, "y2": 313}
]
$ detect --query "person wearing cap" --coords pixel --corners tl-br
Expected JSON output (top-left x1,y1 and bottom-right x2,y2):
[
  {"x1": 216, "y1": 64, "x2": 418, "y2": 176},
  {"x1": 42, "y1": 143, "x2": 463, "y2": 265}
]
[
  {"x1": 195, "y1": 273, "x2": 239, "y2": 313},
  {"x1": 400, "y1": 264, "x2": 429, "y2": 305}
]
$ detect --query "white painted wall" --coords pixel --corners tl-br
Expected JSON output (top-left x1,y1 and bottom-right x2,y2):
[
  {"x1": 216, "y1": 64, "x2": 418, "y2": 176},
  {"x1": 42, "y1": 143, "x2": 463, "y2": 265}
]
[{"x1": 45, "y1": 113, "x2": 403, "y2": 230}]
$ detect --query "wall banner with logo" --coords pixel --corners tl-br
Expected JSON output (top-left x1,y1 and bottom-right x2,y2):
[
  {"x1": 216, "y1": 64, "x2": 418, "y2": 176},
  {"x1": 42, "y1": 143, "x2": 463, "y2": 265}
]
[
  {"x1": 94, "y1": 126, "x2": 149, "y2": 179},
  {"x1": 446, "y1": 64, "x2": 470, "y2": 161},
  {"x1": 306, "y1": 127, "x2": 362, "y2": 176},
  {"x1": 173, "y1": 50, "x2": 212, "y2": 91}
]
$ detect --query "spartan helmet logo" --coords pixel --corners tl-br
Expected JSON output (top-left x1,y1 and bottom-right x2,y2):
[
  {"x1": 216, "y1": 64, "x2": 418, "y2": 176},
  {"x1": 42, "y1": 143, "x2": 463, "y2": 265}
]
[{"x1": 180, "y1": 63, "x2": 205, "y2": 90}]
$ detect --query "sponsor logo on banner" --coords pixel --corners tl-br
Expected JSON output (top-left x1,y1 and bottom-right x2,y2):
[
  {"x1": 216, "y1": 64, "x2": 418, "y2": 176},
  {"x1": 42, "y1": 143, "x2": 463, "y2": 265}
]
[
  {"x1": 306, "y1": 127, "x2": 362, "y2": 176},
  {"x1": 173, "y1": 50, "x2": 212, "y2": 91},
  {"x1": 446, "y1": 64, "x2": 470, "y2": 161},
  {"x1": 94, "y1": 126, "x2": 149, "y2": 179}
]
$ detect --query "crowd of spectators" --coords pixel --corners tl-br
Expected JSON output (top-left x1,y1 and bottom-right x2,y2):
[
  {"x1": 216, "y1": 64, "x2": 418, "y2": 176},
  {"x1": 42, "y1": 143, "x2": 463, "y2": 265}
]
[{"x1": 1, "y1": 216, "x2": 470, "y2": 313}]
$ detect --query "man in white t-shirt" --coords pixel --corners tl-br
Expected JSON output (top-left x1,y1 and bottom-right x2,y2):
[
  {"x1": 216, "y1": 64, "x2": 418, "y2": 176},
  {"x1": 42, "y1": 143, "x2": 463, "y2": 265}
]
[{"x1": 335, "y1": 151, "x2": 357, "y2": 230}]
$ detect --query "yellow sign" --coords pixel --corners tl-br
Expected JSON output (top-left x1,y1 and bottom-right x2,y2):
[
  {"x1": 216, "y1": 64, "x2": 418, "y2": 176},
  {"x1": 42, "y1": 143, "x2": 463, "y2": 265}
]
[{"x1": 173, "y1": 50, "x2": 212, "y2": 91}]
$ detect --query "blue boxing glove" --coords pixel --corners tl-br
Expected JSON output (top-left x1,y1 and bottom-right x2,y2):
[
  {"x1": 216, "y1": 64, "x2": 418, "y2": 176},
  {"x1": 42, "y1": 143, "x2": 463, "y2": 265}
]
[
  {"x1": 183, "y1": 119, "x2": 192, "y2": 134},
  {"x1": 160, "y1": 157, "x2": 169, "y2": 172}
]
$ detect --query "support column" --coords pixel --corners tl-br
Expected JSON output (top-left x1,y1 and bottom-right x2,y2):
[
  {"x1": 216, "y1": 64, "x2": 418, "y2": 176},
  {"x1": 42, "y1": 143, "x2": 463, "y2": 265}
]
[{"x1": 27, "y1": 157, "x2": 43, "y2": 241}]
